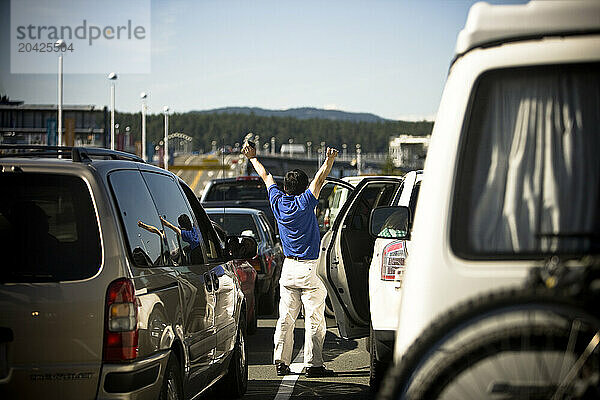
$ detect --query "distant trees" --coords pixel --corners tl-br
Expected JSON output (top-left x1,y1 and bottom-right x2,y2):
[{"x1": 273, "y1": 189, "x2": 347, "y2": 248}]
[{"x1": 114, "y1": 111, "x2": 433, "y2": 153}]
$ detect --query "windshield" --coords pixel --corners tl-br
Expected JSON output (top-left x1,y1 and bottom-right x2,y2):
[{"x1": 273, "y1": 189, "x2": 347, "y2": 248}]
[
  {"x1": 452, "y1": 63, "x2": 600, "y2": 258},
  {"x1": 206, "y1": 213, "x2": 262, "y2": 243},
  {"x1": 204, "y1": 179, "x2": 283, "y2": 201},
  {"x1": 0, "y1": 173, "x2": 101, "y2": 282}
]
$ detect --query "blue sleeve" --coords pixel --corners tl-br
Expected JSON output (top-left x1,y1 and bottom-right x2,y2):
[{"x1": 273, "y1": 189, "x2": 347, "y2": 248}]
[
  {"x1": 181, "y1": 228, "x2": 200, "y2": 245},
  {"x1": 298, "y1": 188, "x2": 319, "y2": 210},
  {"x1": 268, "y1": 184, "x2": 282, "y2": 205},
  {"x1": 181, "y1": 228, "x2": 194, "y2": 244}
]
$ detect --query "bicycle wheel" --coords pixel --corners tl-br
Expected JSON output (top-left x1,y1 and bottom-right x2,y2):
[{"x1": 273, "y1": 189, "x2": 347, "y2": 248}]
[{"x1": 379, "y1": 288, "x2": 600, "y2": 400}]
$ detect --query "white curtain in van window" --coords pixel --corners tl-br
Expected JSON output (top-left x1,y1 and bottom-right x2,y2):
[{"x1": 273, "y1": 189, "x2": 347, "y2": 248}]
[{"x1": 471, "y1": 67, "x2": 600, "y2": 253}]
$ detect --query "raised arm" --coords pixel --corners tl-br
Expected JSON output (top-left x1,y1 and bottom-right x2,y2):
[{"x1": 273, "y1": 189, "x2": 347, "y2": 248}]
[
  {"x1": 138, "y1": 220, "x2": 164, "y2": 237},
  {"x1": 241, "y1": 141, "x2": 276, "y2": 188},
  {"x1": 309, "y1": 147, "x2": 338, "y2": 198},
  {"x1": 160, "y1": 216, "x2": 181, "y2": 236}
]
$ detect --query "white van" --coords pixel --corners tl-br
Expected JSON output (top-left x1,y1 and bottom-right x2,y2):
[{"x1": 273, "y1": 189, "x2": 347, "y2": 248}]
[{"x1": 388, "y1": 0, "x2": 600, "y2": 377}]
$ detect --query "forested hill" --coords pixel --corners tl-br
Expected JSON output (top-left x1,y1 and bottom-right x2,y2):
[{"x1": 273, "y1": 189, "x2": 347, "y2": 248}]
[
  {"x1": 193, "y1": 107, "x2": 387, "y2": 123},
  {"x1": 114, "y1": 108, "x2": 433, "y2": 153}
]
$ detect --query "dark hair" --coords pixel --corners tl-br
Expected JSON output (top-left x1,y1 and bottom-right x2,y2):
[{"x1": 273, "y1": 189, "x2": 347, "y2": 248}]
[
  {"x1": 284, "y1": 169, "x2": 309, "y2": 196},
  {"x1": 178, "y1": 214, "x2": 193, "y2": 230}
]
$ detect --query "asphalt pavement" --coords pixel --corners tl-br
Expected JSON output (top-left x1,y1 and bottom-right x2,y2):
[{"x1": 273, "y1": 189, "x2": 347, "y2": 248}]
[{"x1": 201, "y1": 314, "x2": 372, "y2": 400}]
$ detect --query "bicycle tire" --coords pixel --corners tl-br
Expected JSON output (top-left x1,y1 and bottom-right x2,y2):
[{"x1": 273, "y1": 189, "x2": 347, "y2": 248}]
[{"x1": 378, "y1": 287, "x2": 600, "y2": 400}]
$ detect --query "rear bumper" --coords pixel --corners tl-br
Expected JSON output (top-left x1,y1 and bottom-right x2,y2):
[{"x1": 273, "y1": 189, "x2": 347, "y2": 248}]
[
  {"x1": 97, "y1": 350, "x2": 170, "y2": 399},
  {"x1": 372, "y1": 330, "x2": 395, "y2": 363}
]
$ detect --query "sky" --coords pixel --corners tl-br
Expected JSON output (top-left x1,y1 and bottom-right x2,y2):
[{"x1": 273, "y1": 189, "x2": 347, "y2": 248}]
[{"x1": 0, "y1": 0, "x2": 526, "y2": 121}]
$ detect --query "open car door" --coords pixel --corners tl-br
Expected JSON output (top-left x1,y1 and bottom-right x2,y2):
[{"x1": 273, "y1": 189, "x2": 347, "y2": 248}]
[{"x1": 317, "y1": 177, "x2": 403, "y2": 339}]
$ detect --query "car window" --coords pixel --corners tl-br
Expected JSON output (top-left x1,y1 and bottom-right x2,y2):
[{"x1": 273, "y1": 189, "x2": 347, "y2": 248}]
[
  {"x1": 142, "y1": 171, "x2": 203, "y2": 266},
  {"x1": 257, "y1": 214, "x2": 274, "y2": 246},
  {"x1": 204, "y1": 178, "x2": 283, "y2": 201},
  {"x1": 109, "y1": 170, "x2": 165, "y2": 267},
  {"x1": 0, "y1": 173, "x2": 101, "y2": 282},
  {"x1": 207, "y1": 213, "x2": 261, "y2": 243},
  {"x1": 349, "y1": 183, "x2": 400, "y2": 231},
  {"x1": 452, "y1": 63, "x2": 600, "y2": 258},
  {"x1": 408, "y1": 181, "x2": 421, "y2": 231},
  {"x1": 317, "y1": 182, "x2": 353, "y2": 234},
  {"x1": 179, "y1": 182, "x2": 222, "y2": 262}
]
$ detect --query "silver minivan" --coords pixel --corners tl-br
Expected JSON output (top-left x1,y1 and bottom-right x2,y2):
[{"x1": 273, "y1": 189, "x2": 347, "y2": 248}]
[{"x1": 0, "y1": 146, "x2": 255, "y2": 399}]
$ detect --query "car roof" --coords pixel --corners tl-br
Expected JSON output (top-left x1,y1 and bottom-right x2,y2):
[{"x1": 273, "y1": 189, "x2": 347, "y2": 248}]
[
  {"x1": 455, "y1": 1, "x2": 600, "y2": 58},
  {"x1": 204, "y1": 207, "x2": 266, "y2": 216},
  {"x1": 342, "y1": 175, "x2": 403, "y2": 186},
  {"x1": 0, "y1": 146, "x2": 176, "y2": 178}
]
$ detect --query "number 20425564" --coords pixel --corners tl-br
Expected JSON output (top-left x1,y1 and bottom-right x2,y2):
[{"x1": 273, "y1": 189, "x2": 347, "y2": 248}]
[{"x1": 18, "y1": 42, "x2": 74, "y2": 52}]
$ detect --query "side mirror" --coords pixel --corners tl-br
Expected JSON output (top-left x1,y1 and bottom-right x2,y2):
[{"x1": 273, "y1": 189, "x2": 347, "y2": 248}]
[
  {"x1": 369, "y1": 206, "x2": 411, "y2": 240},
  {"x1": 225, "y1": 235, "x2": 258, "y2": 260}
]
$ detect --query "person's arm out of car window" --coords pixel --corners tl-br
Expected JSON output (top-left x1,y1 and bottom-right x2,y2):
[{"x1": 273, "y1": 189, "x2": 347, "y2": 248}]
[
  {"x1": 242, "y1": 141, "x2": 276, "y2": 189},
  {"x1": 138, "y1": 220, "x2": 165, "y2": 238},
  {"x1": 309, "y1": 147, "x2": 338, "y2": 198},
  {"x1": 160, "y1": 216, "x2": 181, "y2": 236}
]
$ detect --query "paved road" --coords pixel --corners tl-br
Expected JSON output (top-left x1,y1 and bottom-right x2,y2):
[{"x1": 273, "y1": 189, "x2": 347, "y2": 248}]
[
  {"x1": 173, "y1": 154, "x2": 245, "y2": 197},
  {"x1": 201, "y1": 315, "x2": 373, "y2": 400}
]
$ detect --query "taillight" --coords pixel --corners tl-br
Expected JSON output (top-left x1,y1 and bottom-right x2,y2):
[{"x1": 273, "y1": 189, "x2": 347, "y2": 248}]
[
  {"x1": 249, "y1": 256, "x2": 261, "y2": 272},
  {"x1": 381, "y1": 241, "x2": 406, "y2": 282},
  {"x1": 103, "y1": 278, "x2": 138, "y2": 362}
]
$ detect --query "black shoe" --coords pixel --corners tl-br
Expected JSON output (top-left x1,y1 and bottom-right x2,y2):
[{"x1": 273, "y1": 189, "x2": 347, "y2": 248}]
[
  {"x1": 276, "y1": 362, "x2": 291, "y2": 376},
  {"x1": 305, "y1": 366, "x2": 335, "y2": 377}
]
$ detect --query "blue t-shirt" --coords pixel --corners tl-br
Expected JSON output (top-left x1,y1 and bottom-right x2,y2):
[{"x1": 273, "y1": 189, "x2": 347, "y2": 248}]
[
  {"x1": 181, "y1": 227, "x2": 200, "y2": 250},
  {"x1": 268, "y1": 184, "x2": 320, "y2": 260}
]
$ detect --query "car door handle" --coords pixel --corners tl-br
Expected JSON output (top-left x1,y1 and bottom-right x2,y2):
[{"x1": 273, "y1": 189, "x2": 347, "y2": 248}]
[
  {"x1": 204, "y1": 272, "x2": 213, "y2": 292},
  {"x1": 211, "y1": 271, "x2": 220, "y2": 291}
]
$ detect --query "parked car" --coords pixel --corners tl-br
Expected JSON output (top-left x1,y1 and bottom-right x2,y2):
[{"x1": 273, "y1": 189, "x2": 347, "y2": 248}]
[
  {"x1": 200, "y1": 176, "x2": 284, "y2": 235},
  {"x1": 366, "y1": 170, "x2": 421, "y2": 389},
  {"x1": 212, "y1": 222, "x2": 258, "y2": 334},
  {"x1": 0, "y1": 145, "x2": 256, "y2": 399},
  {"x1": 382, "y1": 1, "x2": 600, "y2": 394},
  {"x1": 205, "y1": 207, "x2": 284, "y2": 316}
]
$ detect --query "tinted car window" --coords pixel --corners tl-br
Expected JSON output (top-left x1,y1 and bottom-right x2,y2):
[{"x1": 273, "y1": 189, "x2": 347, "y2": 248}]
[
  {"x1": 142, "y1": 172, "x2": 202, "y2": 265},
  {"x1": 408, "y1": 181, "x2": 421, "y2": 230},
  {"x1": 349, "y1": 183, "x2": 399, "y2": 231},
  {"x1": 0, "y1": 173, "x2": 101, "y2": 282},
  {"x1": 258, "y1": 214, "x2": 275, "y2": 246},
  {"x1": 207, "y1": 213, "x2": 261, "y2": 243},
  {"x1": 179, "y1": 181, "x2": 221, "y2": 262},
  {"x1": 204, "y1": 178, "x2": 284, "y2": 201},
  {"x1": 452, "y1": 63, "x2": 600, "y2": 258},
  {"x1": 109, "y1": 170, "x2": 164, "y2": 267},
  {"x1": 205, "y1": 181, "x2": 268, "y2": 201}
]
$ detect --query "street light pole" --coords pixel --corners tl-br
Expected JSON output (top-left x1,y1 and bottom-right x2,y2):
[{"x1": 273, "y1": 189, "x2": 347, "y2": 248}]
[
  {"x1": 307, "y1": 141, "x2": 312, "y2": 159},
  {"x1": 163, "y1": 106, "x2": 170, "y2": 170},
  {"x1": 54, "y1": 40, "x2": 65, "y2": 147},
  {"x1": 108, "y1": 72, "x2": 117, "y2": 150},
  {"x1": 288, "y1": 138, "x2": 293, "y2": 158},
  {"x1": 57, "y1": 54, "x2": 63, "y2": 146},
  {"x1": 140, "y1": 92, "x2": 147, "y2": 161}
]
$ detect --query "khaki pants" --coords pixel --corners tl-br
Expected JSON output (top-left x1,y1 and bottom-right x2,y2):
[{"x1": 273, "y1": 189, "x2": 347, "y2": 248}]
[{"x1": 273, "y1": 258, "x2": 327, "y2": 367}]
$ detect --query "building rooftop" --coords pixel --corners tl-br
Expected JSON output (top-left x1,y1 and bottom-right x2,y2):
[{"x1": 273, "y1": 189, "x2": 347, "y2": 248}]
[
  {"x1": 0, "y1": 104, "x2": 100, "y2": 112},
  {"x1": 455, "y1": 1, "x2": 600, "y2": 57}
]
